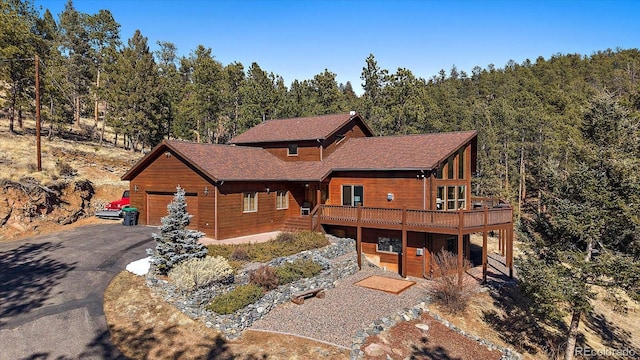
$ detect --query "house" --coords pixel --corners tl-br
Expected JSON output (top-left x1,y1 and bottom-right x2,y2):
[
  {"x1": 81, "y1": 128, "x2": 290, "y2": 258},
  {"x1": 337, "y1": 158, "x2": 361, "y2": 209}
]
[{"x1": 122, "y1": 112, "x2": 514, "y2": 281}]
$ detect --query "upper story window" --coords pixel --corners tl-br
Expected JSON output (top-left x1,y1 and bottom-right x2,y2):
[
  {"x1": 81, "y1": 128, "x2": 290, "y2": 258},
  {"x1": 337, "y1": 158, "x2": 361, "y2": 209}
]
[
  {"x1": 243, "y1": 192, "x2": 258, "y2": 212},
  {"x1": 447, "y1": 155, "x2": 455, "y2": 179},
  {"x1": 287, "y1": 144, "x2": 298, "y2": 156},
  {"x1": 342, "y1": 185, "x2": 364, "y2": 206}
]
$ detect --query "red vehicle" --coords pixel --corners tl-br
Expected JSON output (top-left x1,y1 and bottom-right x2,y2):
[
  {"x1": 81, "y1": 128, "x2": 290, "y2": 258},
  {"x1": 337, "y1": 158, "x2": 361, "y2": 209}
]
[{"x1": 96, "y1": 190, "x2": 130, "y2": 218}]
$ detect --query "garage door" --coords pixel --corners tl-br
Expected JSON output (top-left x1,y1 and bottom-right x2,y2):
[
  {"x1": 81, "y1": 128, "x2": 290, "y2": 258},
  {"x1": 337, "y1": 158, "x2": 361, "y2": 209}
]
[{"x1": 146, "y1": 193, "x2": 199, "y2": 228}]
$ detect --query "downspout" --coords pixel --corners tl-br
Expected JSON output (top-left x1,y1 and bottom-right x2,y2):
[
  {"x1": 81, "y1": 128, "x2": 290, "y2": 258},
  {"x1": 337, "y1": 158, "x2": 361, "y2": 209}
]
[
  {"x1": 214, "y1": 184, "x2": 218, "y2": 240},
  {"x1": 214, "y1": 180, "x2": 224, "y2": 239},
  {"x1": 421, "y1": 170, "x2": 426, "y2": 210}
]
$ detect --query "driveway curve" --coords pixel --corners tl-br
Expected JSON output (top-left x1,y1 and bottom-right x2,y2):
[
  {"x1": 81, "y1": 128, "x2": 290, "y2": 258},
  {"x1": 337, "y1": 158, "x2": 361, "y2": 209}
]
[{"x1": 0, "y1": 224, "x2": 155, "y2": 360}]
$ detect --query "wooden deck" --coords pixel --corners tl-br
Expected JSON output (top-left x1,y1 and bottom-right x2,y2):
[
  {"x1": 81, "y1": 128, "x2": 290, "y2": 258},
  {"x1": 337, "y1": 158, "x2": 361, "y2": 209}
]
[
  {"x1": 312, "y1": 204, "x2": 514, "y2": 282},
  {"x1": 316, "y1": 205, "x2": 512, "y2": 235}
]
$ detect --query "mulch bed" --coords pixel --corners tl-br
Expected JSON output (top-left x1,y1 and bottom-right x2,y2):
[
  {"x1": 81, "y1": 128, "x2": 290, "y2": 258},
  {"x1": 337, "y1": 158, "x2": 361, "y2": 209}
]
[
  {"x1": 361, "y1": 313, "x2": 503, "y2": 360},
  {"x1": 354, "y1": 275, "x2": 416, "y2": 294}
]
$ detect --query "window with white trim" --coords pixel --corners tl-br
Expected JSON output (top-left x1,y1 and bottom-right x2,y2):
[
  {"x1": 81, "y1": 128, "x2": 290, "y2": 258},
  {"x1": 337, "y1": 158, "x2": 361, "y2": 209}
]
[
  {"x1": 436, "y1": 185, "x2": 467, "y2": 211},
  {"x1": 243, "y1": 192, "x2": 258, "y2": 212},
  {"x1": 276, "y1": 190, "x2": 288, "y2": 210},
  {"x1": 287, "y1": 144, "x2": 298, "y2": 156}
]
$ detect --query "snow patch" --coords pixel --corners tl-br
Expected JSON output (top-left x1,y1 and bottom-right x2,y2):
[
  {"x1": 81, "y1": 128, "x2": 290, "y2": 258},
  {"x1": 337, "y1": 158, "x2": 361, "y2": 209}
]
[{"x1": 126, "y1": 257, "x2": 151, "y2": 276}]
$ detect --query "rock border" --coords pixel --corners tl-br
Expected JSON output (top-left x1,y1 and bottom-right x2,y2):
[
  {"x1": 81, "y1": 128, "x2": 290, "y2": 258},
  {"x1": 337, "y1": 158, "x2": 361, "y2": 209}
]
[{"x1": 146, "y1": 234, "x2": 522, "y2": 360}]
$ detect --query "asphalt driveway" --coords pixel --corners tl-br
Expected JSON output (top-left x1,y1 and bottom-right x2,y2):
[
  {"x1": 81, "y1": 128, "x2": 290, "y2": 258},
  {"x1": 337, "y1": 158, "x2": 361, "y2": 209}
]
[{"x1": 0, "y1": 224, "x2": 156, "y2": 360}]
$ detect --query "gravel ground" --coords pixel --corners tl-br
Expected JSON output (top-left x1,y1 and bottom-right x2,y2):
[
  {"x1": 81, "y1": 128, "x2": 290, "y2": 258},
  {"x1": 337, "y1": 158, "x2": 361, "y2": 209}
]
[{"x1": 251, "y1": 262, "x2": 431, "y2": 347}]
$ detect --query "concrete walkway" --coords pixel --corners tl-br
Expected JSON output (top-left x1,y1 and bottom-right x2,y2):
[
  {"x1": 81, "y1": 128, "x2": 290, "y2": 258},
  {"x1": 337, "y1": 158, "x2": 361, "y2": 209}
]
[{"x1": 199, "y1": 231, "x2": 281, "y2": 245}]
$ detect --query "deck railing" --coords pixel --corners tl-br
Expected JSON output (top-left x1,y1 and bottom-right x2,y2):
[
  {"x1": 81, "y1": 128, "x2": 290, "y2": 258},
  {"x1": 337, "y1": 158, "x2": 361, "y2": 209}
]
[{"x1": 318, "y1": 205, "x2": 512, "y2": 231}]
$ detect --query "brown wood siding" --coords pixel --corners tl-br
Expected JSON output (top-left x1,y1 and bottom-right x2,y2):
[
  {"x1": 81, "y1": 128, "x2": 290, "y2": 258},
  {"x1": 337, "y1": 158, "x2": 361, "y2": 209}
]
[
  {"x1": 128, "y1": 150, "x2": 215, "y2": 235},
  {"x1": 251, "y1": 141, "x2": 321, "y2": 161},
  {"x1": 215, "y1": 181, "x2": 296, "y2": 239},
  {"x1": 406, "y1": 232, "x2": 427, "y2": 278},
  {"x1": 323, "y1": 121, "x2": 369, "y2": 158},
  {"x1": 147, "y1": 193, "x2": 199, "y2": 228},
  {"x1": 327, "y1": 171, "x2": 429, "y2": 209}
]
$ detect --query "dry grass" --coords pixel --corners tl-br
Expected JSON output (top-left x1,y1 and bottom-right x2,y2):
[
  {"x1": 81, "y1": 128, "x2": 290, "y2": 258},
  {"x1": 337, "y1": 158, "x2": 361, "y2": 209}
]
[{"x1": 0, "y1": 116, "x2": 143, "y2": 242}]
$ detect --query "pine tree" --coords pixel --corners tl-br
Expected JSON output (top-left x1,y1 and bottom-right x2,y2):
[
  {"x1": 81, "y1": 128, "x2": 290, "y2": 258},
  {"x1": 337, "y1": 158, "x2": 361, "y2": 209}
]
[{"x1": 148, "y1": 186, "x2": 207, "y2": 275}]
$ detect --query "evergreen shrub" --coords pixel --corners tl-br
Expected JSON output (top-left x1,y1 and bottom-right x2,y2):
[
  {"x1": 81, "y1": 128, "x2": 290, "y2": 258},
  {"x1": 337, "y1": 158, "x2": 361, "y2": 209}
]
[
  {"x1": 207, "y1": 284, "x2": 264, "y2": 314},
  {"x1": 275, "y1": 259, "x2": 323, "y2": 285}
]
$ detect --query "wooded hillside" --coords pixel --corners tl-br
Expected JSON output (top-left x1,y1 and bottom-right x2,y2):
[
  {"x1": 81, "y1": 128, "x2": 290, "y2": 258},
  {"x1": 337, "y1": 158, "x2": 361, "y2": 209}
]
[{"x1": 2, "y1": 1, "x2": 639, "y2": 214}]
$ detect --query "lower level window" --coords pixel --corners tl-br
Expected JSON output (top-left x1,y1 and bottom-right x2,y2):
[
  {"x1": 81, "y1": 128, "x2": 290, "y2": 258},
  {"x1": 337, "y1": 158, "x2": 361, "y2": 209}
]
[
  {"x1": 243, "y1": 192, "x2": 257, "y2": 212},
  {"x1": 377, "y1": 237, "x2": 401, "y2": 253}
]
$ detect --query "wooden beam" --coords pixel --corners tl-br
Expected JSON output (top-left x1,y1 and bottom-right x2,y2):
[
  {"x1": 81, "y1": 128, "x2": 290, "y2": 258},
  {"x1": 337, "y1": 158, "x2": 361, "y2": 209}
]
[
  {"x1": 508, "y1": 227, "x2": 514, "y2": 278},
  {"x1": 482, "y1": 207, "x2": 488, "y2": 283},
  {"x1": 356, "y1": 204, "x2": 362, "y2": 270},
  {"x1": 458, "y1": 209, "x2": 464, "y2": 287},
  {"x1": 401, "y1": 208, "x2": 407, "y2": 278}
]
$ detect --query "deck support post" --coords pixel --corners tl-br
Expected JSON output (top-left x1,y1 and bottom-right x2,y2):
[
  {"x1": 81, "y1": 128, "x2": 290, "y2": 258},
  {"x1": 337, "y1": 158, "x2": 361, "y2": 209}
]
[
  {"x1": 356, "y1": 204, "x2": 362, "y2": 270},
  {"x1": 457, "y1": 209, "x2": 464, "y2": 287},
  {"x1": 508, "y1": 227, "x2": 514, "y2": 278},
  {"x1": 482, "y1": 206, "x2": 488, "y2": 284},
  {"x1": 401, "y1": 208, "x2": 407, "y2": 278}
]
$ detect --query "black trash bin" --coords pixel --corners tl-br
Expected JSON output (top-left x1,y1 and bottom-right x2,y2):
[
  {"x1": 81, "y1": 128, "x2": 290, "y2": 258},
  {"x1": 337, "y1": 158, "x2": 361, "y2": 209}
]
[{"x1": 122, "y1": 207, "x2": 138, "y2": 226}]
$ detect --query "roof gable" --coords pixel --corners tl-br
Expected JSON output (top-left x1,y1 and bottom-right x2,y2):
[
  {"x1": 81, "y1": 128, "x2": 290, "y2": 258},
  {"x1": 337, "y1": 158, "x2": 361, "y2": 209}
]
[{"x1": 229, "y1": 112, "x2": 374, "y2": 144}]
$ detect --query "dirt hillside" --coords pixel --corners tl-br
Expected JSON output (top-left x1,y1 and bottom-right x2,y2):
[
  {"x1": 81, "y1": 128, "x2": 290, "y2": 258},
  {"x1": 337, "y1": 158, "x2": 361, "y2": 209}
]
[{"x1": 0, "y1": 117, "x2": 142, "y2": 242}]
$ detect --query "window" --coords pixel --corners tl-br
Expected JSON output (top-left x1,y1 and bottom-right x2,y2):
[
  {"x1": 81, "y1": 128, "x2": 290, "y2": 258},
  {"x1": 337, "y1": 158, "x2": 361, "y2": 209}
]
[
  {"x1": 377, "y1": 237, "x2": 402, "y2": 253},
  {"x1": 342, "y1": 185, "x2": 363, "y2": 206},
  {"x1": 458, "y1": 150, "x2": 465, "y2": 179},
  {"x1": 287, "y1": 144, "x2": 298, "y2": 156},
  {"x1": 243, "y1": 192, "x2": 257, "y2": 212},
  {"x1": 435, "y1": 166, "x2": 443, "y2": 179},
  {"x1": 446, "y1": 237, "x2": 456, "y2": 253},
  {"x1": 458, "y1": 186, "x2": 466, "y2": 209},
  {"x1": 447, "y1": 155, "x2": 455, "y2": 179},
  {"x1": 436, "y1": 185, "x2": 467, "y2": 211},
  {"x1": 336, "y1": 134, "x2": 346, "y2": 144},
  {"x1": 276, "y1": 190, "x2": 288, "y2": 210},
  {"x1": 447, "y1": 186, "x2": 456, "y2": 210}
]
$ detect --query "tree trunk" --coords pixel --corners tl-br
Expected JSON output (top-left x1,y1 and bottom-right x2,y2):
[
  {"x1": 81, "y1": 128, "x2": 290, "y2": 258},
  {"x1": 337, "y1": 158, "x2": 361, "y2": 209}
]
[
  {"x1": 564, "y1": 309, "x2": 581, "y2": 360},
  {"x1": 9, "y1": 84, "x2": 17, "y2": 133},
  {"x1": 18, "y1": 107, "x2": 23, "y2": 129},
  {"x1": 94, "y1": 69, "x2": 100, "y2": 127},
  {"x1": 75, "y1": 95, "x2": 81, "y2": 126}
]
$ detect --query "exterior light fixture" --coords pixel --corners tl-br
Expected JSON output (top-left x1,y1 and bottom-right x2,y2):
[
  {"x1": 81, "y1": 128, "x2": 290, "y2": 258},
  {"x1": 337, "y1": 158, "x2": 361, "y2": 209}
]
[
  {"x1": 134, "y1": 185, "x2": 138, "y2": 192},
  {"x1": 265, "y1": 187, "x2": 270, "y2": 194},
  {"x1": 204, "y1": 186, "x2": 209, "y2": 196}
]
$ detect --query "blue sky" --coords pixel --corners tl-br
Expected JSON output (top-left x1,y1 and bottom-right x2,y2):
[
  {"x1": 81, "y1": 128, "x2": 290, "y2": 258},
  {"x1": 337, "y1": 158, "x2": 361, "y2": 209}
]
[{"x1": 37, "y1": 0, "x2": 639, "y2": 94}]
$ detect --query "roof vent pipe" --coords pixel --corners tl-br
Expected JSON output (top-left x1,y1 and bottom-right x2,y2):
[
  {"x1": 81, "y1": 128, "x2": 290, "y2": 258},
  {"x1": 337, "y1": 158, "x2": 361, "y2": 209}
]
[{"x1": 349, "y1": 110, "x2": 356, "y2": 116}]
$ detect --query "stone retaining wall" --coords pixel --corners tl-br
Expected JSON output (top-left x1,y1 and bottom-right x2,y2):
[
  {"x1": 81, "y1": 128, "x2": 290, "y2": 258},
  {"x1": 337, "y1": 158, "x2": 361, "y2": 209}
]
[{"x1": 146, "y1": 236, "x2": 358, "y2": 338}]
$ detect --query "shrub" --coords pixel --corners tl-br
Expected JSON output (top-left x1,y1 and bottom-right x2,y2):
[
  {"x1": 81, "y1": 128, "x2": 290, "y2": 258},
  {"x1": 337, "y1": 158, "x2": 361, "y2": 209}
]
[
  {"x1": 207, "y1": 284, "x2": 264, "y2": 314},
  {"x1": 206, "y1": 231, "x2": 329, "y2": 264},
  {"x1": 275, "y1": 259, "x2": 323, "y2": 285},
  {"x1": 55, "y1": 159, "x2": 76, "y2": 177},
  {"x1": 168, "y1": 256, "x2": 233, "y2": 291},
  {"x1": 430, "y1": 249, "x2": 478, "y2": 313},
  {"x1": 229, "y1": 247, "x2": 250, "y2": 261},
  {"x1": 275, "y1": 231, "x2": 296, "y2": 243},
  {"x1": 249, "y1": 265, "x2": 279, "y2": 290}
]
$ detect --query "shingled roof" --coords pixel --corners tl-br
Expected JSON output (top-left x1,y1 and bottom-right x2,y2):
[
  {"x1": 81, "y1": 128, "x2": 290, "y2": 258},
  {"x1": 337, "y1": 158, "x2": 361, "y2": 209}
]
[
  {"x1": 123, "y1": 130, "x2": 477, "y2": 182},
  {"x1": 324, "y1": 130, "x2": 478, "y2": 172},
  {"x1": 229, "y1": 112, "x2": 373, "y2": 144}
]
